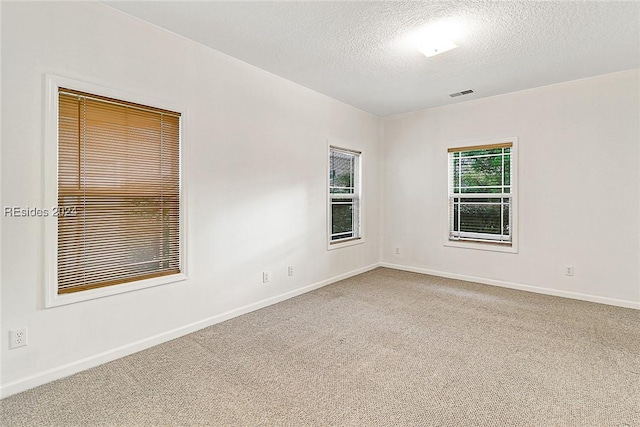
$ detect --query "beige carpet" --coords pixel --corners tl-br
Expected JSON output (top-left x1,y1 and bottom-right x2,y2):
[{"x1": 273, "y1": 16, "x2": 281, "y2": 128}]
[{"x1": 1, "y1": 268, "x2": 639, "y2": 426}]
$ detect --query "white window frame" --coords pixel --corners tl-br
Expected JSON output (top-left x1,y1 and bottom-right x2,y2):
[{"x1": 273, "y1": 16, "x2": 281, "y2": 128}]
[
  {"x1": 327, "y1": 144, "x2": 363, "y2": 250},
  {"x1": 444, "y1": 137, "x2": 518, "y2": 254},
  {"x1": 43, "y1": 74, "x2": 188, "y2": 308}
]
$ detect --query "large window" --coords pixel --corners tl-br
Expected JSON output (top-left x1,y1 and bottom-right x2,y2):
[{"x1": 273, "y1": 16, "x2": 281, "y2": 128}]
[
  {"x1": 51, "y1": 84, "x2": 183, "y2": 299},
  {"x1": 328, "y1": 146, "x2": 361, "y2": 246},
  {"x1": 448, "y1": 141, "x2": 516, "y2": 248}
]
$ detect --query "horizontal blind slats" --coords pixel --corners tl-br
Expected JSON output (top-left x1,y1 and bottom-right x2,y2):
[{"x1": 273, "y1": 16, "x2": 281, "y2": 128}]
[
  {"x1": 58, "y1": 270, "x2": 181, "y2": 294},
  {"x1": 57, "y1": 90, "x2": 181, "y2": 293}
]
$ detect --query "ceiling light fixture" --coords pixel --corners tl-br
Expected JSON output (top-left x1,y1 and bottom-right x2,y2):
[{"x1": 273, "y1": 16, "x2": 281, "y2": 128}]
[
  {"x1": 407, "y1": 20, "x2": 463, "y2": 58},
  {"x1": 417, "y1": 38, "x2": 457, "y2": 58}
]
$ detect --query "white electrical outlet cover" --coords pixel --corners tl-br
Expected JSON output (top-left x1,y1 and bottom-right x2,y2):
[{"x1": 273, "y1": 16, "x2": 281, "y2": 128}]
[{"x1": 10, "y1": 328, "x2": 28, "y2": 349}]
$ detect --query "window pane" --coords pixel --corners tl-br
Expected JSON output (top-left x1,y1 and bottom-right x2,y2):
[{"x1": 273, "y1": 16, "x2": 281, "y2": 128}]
[
  {"x1": 459, "y1": 156, "x2": 503, "y2": 190},
  {"x1": 459, "y1": 197, "x2": 502, "y2": 203},
  {"x1": 460, "y1": 148, "x2": 503, "y2": 157},
  {"x1": 330, "y1": 150, "x2": 355, "y2": 194},
  {"x1": 504, "y1": 153, "x2": 511, "y2": 186},
  {"x1": 503, "y1": 202, "x2": 510, "y2": 236},
  {"x1": 452, "y1": 200, "x2": 459, "y2": 232},
  {"x1": 452, "y1": 157, "x2": 460, "y2": 193},
  {"x1": 332, "y1": 202, "x2": 353, "y2": 236},
  {"x1": 459, "y1": 201, "x2": 503, "y2": 235}
]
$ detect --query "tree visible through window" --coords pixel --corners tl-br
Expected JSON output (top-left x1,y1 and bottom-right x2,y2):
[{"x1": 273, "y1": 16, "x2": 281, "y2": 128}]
[
  {"x1": 448, "y1": 142, "x2": 513, "y2": 245},
  {"x1": 329, "y1": 147, "x2": 361, "y2": 244}
]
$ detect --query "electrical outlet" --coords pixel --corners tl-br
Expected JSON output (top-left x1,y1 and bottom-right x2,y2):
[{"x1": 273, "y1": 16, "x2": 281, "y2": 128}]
[
  {"x1": 394, "y1": 247, "x2": 401, "y2": 255},
  {"x1": 564, "y1": 265, "x2": 574, "y2": 276},
  {"x1": 287, "y1": 266, "x2": 294, "y2": 277},
  {"x1": 262, "y1": 271, "x2": 270, "y2": 283},
  {"x1": 10, "y1": 328, "x2": 28, "y2": 349}
]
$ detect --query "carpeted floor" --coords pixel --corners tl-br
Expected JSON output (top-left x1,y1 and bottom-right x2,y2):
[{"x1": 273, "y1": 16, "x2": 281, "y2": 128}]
[{"x1": 1, "y1": 267, "x2": 639, "y2": 426}]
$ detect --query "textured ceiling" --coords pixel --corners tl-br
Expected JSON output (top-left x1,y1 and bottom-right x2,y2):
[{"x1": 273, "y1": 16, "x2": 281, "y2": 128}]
[{"x1": 104, "y1": 1, "x2": 640, "y2": 117}]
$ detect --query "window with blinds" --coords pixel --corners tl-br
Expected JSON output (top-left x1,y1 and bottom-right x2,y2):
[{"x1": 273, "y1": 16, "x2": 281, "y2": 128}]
[
  {"x1": 57, "y1": 88, "x2": 181, "y2": 294},
  {"x1": 448, "y1": 142, "x2": 513, "y2": 245},
  {"x1": 329, "y1": 146, "x2": 361, "y2": 244}
]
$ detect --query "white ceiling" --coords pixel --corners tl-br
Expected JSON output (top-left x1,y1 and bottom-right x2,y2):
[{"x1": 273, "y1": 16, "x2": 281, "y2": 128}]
[{"x1": 104, "y1": 1, "x2": 640, "y2": 117}]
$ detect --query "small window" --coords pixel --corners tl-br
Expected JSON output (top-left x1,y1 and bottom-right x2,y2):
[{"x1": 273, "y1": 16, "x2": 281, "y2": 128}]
[
  {"x1": 448, "y1": 141, "x2": 516, "y2": 248},
  {"x1": 328, "y1": 146, "x2": 361, "y2": 246},
  {"x1": 56, "y1": 87, "x2": 182, "y2": 295}
]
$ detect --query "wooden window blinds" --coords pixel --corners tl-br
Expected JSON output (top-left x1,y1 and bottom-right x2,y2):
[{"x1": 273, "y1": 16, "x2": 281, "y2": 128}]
[{"x1": 57, "y1": 88, "x2": 181, "y2": 294}]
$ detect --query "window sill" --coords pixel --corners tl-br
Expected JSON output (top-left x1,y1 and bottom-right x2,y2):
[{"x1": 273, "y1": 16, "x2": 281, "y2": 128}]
[
  {"x1": 444, "y1": 239, "x2": 518, "y2": 254},
  {"x1": 45, "y1": 273, "x2": 188, "y2": 308},
  {"x1": 327, "y1": 237, "x2": 364, "y2": 251}
]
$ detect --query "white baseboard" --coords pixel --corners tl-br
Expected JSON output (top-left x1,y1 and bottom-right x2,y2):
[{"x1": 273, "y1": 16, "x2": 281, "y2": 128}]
[
  {"x1": 380, "y1": 262, "x2": 640, "y2": 310},
  {"x1": 0, "y1": 263, "x2": 380, "y2": 399}
]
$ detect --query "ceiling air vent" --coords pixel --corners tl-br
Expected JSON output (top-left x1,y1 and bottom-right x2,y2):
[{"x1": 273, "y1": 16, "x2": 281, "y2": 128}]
[{"x1": 449, "y1": 89, "x2": 474, "y2": 97}]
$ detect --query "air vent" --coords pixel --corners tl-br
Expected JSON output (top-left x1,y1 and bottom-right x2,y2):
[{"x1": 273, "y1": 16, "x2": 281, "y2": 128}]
[{"x1": 449, "y1": 89, "x2": 474, "y2": 97}]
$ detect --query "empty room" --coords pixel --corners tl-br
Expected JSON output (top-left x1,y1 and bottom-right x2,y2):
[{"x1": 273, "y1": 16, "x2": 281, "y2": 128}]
[{"x1": 1, "y1": 1, "x2": 639, "y2": 426}]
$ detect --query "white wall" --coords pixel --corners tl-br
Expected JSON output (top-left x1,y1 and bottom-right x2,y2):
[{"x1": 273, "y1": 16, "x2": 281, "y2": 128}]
[
  {"x1": 381, "y1": 69, "x2": 640, "y2": 308},
  {"x1": 0, "y1": 2, "x2": 380, "y2": 396}
]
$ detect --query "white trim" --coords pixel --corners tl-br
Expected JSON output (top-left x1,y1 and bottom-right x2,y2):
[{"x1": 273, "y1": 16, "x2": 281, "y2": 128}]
[
  {"x1": 0, "y1": 263, "x2": 380, "y2": 399},
  {"x1": 328, "y1": 237, "x2": 364, "y2": 250},
  {"x1": 444, "y1": 240, "x2": 516, "y2": 253},
  {"x1": 444, "y1": 136, "x2": 519, "y2": 254},
  {"x1": 380, "y1": 262, "x2": 640, "y2": 310},
  {"x1": 43, "y1": 74, "x2": 189, "y2": 308}
]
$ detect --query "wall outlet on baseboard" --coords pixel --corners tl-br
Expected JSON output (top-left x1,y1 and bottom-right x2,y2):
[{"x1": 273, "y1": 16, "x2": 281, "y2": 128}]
[
  {"x1": 564, "y1": 265, "x2": 574, "y2": 276},
  {"x1": 10, "y1": 328, "x2": 28, "y2": 349},
  {"x1": 262, "y1": 271, "x2": 270, "y2": 283}
]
